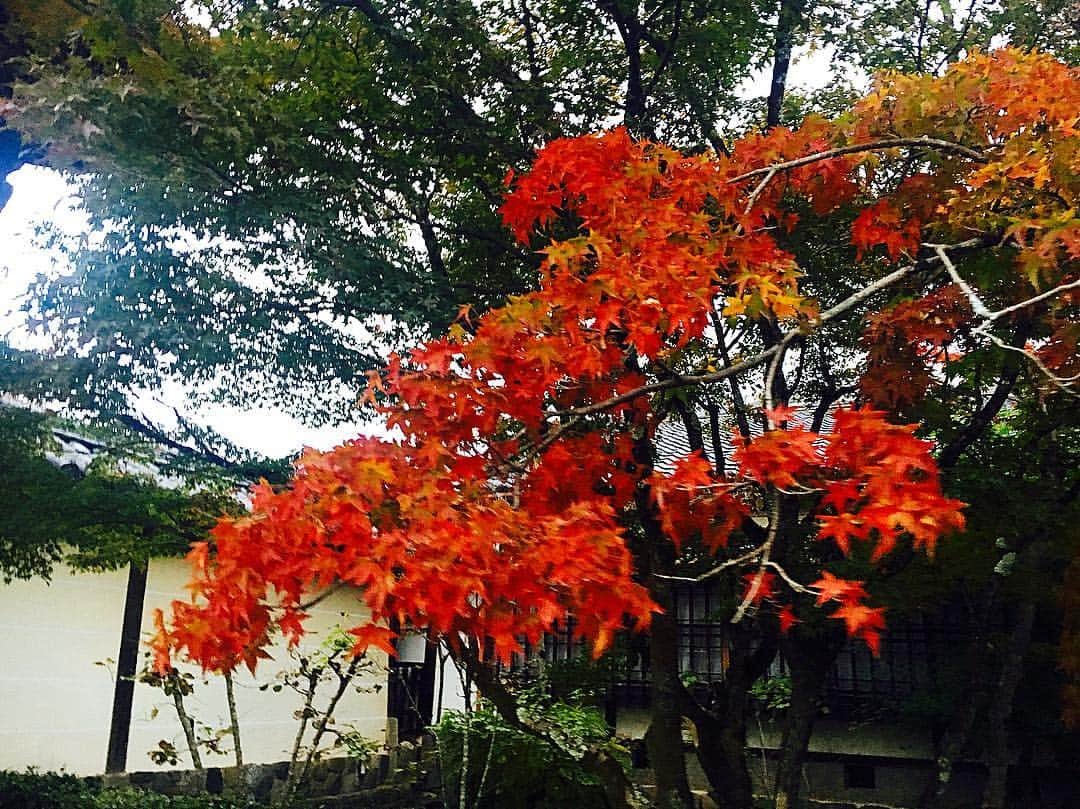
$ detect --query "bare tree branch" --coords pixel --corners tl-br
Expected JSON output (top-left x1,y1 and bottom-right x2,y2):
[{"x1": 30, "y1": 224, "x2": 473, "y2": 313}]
[
  {"x1": 932, "y1": 242, "x2": 1079, "y2": 396},
  {"x1": 730, "y1": 136, "x2": 987, "y2": 193}
]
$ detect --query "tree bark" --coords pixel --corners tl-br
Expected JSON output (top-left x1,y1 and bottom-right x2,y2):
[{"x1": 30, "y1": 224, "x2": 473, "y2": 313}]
[
  {"x1": 772, "y1": 630, "x2": 843, "y2": 809},
  {"x1": 645, "y1": 576, "x2": 697, "y2": 808},
  {"x1": 981, "y1": 601, "x2": 1035, "y2": 809},
  {"x1": 296, "y1": 656, "x2": 363, "y2": 790},
  {"x1": 765, "y1": 0, "x2": 808, "y2": 128},
  {"x1": 224, "y1": 670, "x2": 243, "y2": 766},
  {"x1": 629, "y1": 406, "x2": 695, "y2": 808},
  {"x1": 598, "y1": 1, "x2": 652, "y2": 137},
  {"x1": 918, "y1": 576, "x2": 1000, "y2": 809},
  {"x1": 172, "y1": 686, "x2": 203, "y2": 770},
  {"x1": 685, "y1": 625, "x2": 778, "y2": 809}
]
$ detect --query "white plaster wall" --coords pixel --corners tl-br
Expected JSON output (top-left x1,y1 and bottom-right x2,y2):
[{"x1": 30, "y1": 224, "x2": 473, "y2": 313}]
[
  {"x1": 127, "y1": 558, "x2": 388, "y2": 772},
  {"x1": 431, "y1": 643, "x2": 472, "y2": 722},
  {"x1": 0, "y1": 563, "x2": 127, "y2": 775},
  {"x1": 0, "y1": 558, "x2": 388, "y2": 776}
]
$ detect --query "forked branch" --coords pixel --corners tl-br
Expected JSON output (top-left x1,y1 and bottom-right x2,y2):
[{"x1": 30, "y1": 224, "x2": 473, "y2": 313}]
[{"x1": 931, "y1": 243, "x2": 1080, "y2": 396}]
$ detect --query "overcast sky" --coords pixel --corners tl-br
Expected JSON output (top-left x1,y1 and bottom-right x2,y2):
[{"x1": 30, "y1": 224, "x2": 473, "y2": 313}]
[{"x1": 0, "y1": 46, "x2": 838, "y2": 458}]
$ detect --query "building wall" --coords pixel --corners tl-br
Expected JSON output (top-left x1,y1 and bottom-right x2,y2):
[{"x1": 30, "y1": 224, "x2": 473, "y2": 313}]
[
  {"x1": 0, "y1": 562, "x2": 126, "y2": 775},
  {"x1": 0, "y1": 558, "x2": 388, "y2": 776},
  {"x1": 431, "y1": 644, "x2": 471, "y2": 722}
]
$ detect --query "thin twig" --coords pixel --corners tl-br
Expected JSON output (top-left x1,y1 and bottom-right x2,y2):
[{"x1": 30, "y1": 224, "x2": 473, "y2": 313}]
[
  {"x1": 654, "y1": 541, "x2": 767, "y2": 583},
  {"x1": 985, "y1": 278, "x2": 1080, "y2": 321},
  {"x1": 729, "y1": 136, "x2": 987, "y2": 186},
  {"x1": 932, "y1": 244, "x2": 994, "y2": 319},
  {"x1": 297, "y1": 655, "x2": 364, "y2": 788},
  {"x1": 743, "y1": 167, "x2": 777, "y2": 214},
  {"x1": 764, "y1": 561, "x2": 815, "y2": 594},
  {"x1": 932, "y1": 242, "x2": 1080, "y2": 395},
  {"x1": 732, "y1": 498, "x2": 780, "y2": 623},
  {"x1": 978, "y1": 328, "x2": 1080, "y2": 396}
]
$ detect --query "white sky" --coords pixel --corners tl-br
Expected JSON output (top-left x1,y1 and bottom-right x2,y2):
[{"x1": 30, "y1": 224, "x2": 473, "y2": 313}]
[{"x1": 0, "y1": 46, "x2": 838, "y2": 457}]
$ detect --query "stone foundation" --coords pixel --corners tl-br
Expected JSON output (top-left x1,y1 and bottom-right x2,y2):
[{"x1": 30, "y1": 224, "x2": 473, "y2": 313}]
[{"x1": 100, "y1": 730, "x2": 442, "y2": 808}]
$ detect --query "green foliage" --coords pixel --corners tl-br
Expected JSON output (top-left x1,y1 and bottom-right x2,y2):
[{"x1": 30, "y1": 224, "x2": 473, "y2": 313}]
[
  {"x1": 265, "y1": 627, "x2": 381, "y2": 768},
  {"x1": 89, "y1": 788, "x2": 245, "y2": 809},
  {"x1": 434, "y1": 685, "x2": 626, "y2": 809},
  {"x1": 750, "y1": 675, "x2": 792, "y2": 714},
  {"x1": 537, "y1": 640, "x2": 637, "y2": 706},
  {"x1": 820, "y1": 0, "x2": 1080, "y2": 75},
  {"x1": 0, "y1": 405, "x2": 238, "y2": 582},
  {"x1": 2, "y1": 0, "x2": 1077, "y2": 431},
  {"x1": 0, "y1": 0, "x2": 774, "y2": 424},
  {"x1": 0, "y1": 770, "x2": 94, "y2": 809},
  {"x1": 0, "y1": 771, "x2": 247, "y2": 809}
]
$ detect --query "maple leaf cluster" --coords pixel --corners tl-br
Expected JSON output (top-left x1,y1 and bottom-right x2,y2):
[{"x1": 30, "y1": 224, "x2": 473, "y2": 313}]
[
  {"x1": 810, "y1": 571, "x2": 886, "y2": 654},
  {"x1": 861, "y1": 287, "x2": 971, "y2": 411},
  {"x1": 852, "y1": 50, "x2": 1080, "y2": 399},
  {"x1": 726, "y1": 407, "x2": 963, "y2": 640},
  {"x1": 151, "y1": 438, "x2": 652, "y2": 673},
  {"x1": 153, "y1": 49, "x2": 1075, "y2": 675},
  {"x1": 649, "y1": 453, "x2": 748, "y2": 552}
]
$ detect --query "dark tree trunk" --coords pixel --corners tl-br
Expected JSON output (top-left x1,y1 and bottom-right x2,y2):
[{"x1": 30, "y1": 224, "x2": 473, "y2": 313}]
[
  {"x1": 981, "y1": 601, "x2": 1035, "y2": 809},
  {"x1": 920, "y1": 576, "x2": 1005, "y2": 809},
  {"x1": 629, "y1": 409, "x2": 695, "y2": 808},
  {"x1": 646, "y1": 579, "x2": 696, "y2": 808},
  {"x1": 598, "y1": 0, "x2": 652, "y2": 138},
  {"x1": 695, "y1": 712, "x2": 756, "y2": 809},
  {"x1": 772, "y1": 629, "x2": 844, "y2": 809},
  {"x1": 686, "y1": 626, "x2": 778, "y2": 809},
  {"x1": 416, "y1": 207, "x2": 456, "y2": 329},
  {"x1": 765, "y1": 0, "x2": 808, "y2": 128}
]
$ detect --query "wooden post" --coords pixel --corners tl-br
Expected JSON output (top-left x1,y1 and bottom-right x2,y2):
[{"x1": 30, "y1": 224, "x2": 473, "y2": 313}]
[{"x1": 105, "y1": 561, "x2": 148, "y2": 773}]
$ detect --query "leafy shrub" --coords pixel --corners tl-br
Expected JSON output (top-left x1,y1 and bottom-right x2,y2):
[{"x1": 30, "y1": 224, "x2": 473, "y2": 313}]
[
  {"x1": 0, "y1": 772, "x2": 250, "y2": 809},
  {"x1": 91, "y1": 788, "x2": 246, "y2": 809},
  {"x1": 434, "y1": 686, "x2": 627, "y2": 809},
  {"x1": 0, "y1": 770, "x2": 94, "y2": 809},
  {"x1": 749, "y1": 674, "x2": 792, "y2": 713}
]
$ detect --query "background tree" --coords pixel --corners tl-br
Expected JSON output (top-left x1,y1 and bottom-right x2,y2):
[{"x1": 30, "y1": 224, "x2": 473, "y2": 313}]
[
  {"x1": 919, "y1": 397, "x2": 1078, "y2": 809},
  {"x1": 0, "y1": 0, "x2": 770, "y2": 427},
  {"x1": 6, "y1": 0, "x2": 1074, "y2": 436},
  {"x1": 0, "y1": 404, "x2": 244, "y2": 582}
]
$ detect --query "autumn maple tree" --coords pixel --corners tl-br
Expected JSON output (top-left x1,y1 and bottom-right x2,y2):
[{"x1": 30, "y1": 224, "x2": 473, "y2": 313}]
[{"x1": 153, "y1": 49, "x2": 1078, "y2": 809}]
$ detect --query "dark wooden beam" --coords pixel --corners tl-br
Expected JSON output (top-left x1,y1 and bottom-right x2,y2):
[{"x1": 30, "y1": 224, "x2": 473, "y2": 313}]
[{"x1": 105, "y1": 561, "x2": 148, "y2": 773}]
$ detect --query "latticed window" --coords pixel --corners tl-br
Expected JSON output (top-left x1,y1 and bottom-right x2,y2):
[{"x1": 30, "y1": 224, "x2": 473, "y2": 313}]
[{"x1": 510, "y1": 586, "x2": 968, "y2": 722}]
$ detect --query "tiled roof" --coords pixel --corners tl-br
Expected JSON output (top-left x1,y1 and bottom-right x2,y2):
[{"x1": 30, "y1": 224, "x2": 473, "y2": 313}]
[{"x1": 654, "y1": 406, "x2": 836, "y2": 473}]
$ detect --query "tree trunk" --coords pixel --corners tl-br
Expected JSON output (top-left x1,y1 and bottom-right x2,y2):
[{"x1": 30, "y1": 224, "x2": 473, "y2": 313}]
[
  {"x1": 689, "y1": 699, "x2": 756, "y2": 809},
  {"x1": 687, "y1": 626, "x2": 778, "y2": 809},
  {"x1": 773, "y1": 630, "x2": 843, "y2": 809},
  {"x1": 630, "y1": 417, "x2": 695, "y2": 808},
  {"x1": 172, "y1": 687, "x2": 203, "y2": 770},
  {"x1": 766, "y1": 0, "x2": 808, "y2": 127},
  {"x1": 600, "y1": 2, "x2": 649, "y2": 137},
  {"x1": 920, "y1": 578, "x2": 1003, "y2": 809},
  {"x1": 647, "y1": 576, "x2": 697, "y2": 809},
  {"x1": 981, "y1": 601, "x2": 1035, "y2": 809},
  {"x1": 224, "y1": 670, "x2": 243, "y2": 767}
]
